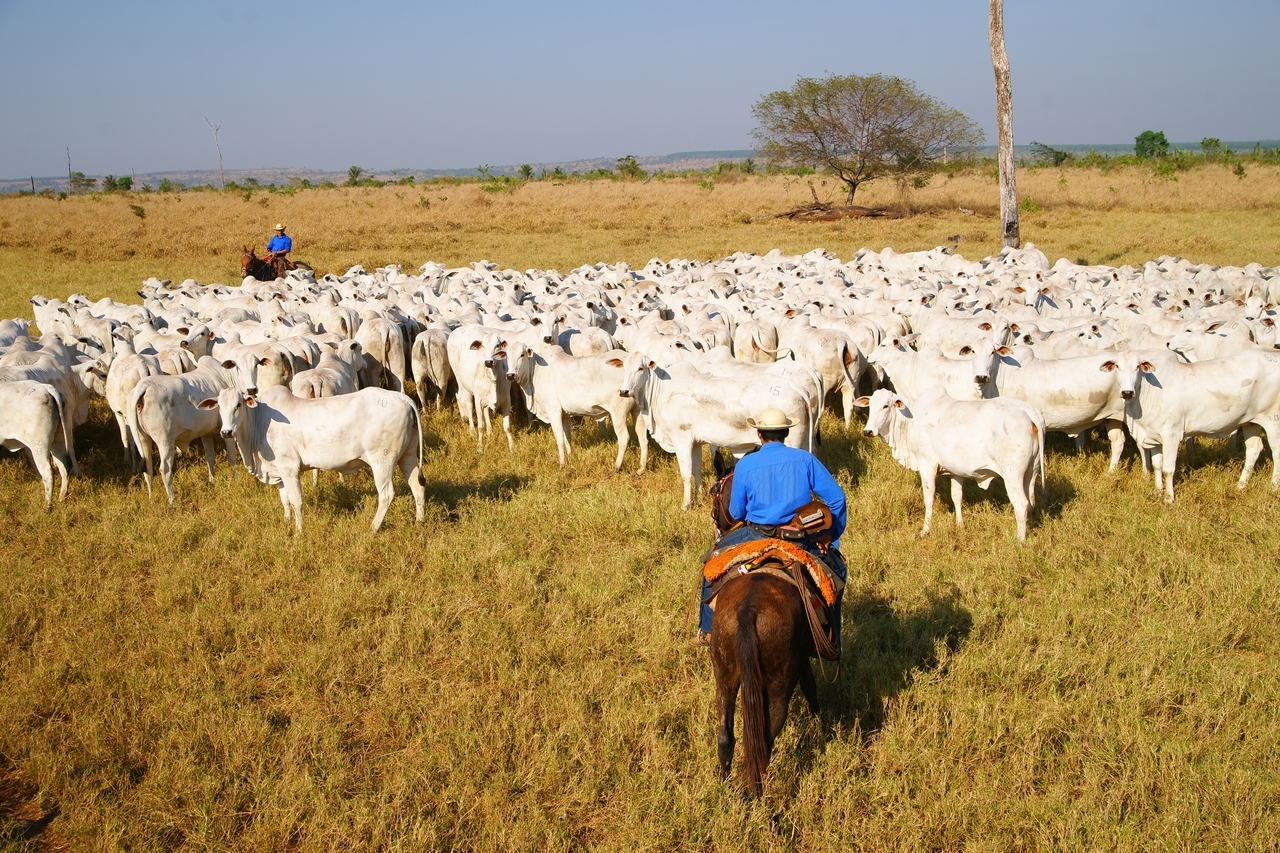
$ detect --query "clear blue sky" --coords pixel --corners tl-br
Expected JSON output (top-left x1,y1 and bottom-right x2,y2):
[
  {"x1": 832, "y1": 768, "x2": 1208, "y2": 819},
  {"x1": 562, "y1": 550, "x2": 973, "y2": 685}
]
[{"x1": 1, "y1": 0, "x2": 1276, "y2": 179}]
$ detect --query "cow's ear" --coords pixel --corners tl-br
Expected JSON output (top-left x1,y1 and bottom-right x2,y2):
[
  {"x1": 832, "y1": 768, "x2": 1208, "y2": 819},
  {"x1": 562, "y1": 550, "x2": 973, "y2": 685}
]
[
  {"x1": 469, "y1": 340, "x2": 483, "y2": 350},
  {"x1": 530, "y1": 317, "x2": 542, "y2": 325},
  {"x1": 1009, "y1": 323, "x2": 1020, "y2": 332},
  {"x1": 197, "y1": 398, "x2": 219, "y2": 409},
  {"x1": 495, "y1": 350, "x2": 507, "y2": 359},
  {"x1": 959, "y1": 346, "x2": 973, "y2": 355},
  {"x1": 647, "y1": 360, "x2": 656, "y2": 370},
  {"x1": 892, "y1": 399, "x2": 905, "y2": 409},
  {"x1": 499, "y1": 340, "x2": 508, "y2": 349},
  {"x1": 1264, "y1": 318, "x2": 1275, "y2": 327},
  {"x1": 606, "y1": 358, "x2": 624, "y2": 368},
  {"x1": 996, "y1": 346, "x2": 1012, "y2": 356},
  {"x1": 1013, "y1": 286, "x2": 1025, "y2": 293},
  {"x1": 1235, "y1": 299, "x2": 1246, "y2": 306},
  {"x1": 1139, "y1": 361, "x2": 1154, "y2": 373},
  {"x1": 176, "y1": 327, "x2": 190, "y2": 335},
  {"x1": 978, "y1": 322, "x2": 992, "y2": 331},
  {"x1": 1100, "y1": 361, "x2": 1117, "y2": 372},
  {"x1": 221, "y1": 359, "x2": 236, "y2": 369},
  {"x1": 259, "y1": 356, "x2": 272, "y2": 365},
  {"x1": 853, "y1": 396, "x2": 870, "y2": 408}
]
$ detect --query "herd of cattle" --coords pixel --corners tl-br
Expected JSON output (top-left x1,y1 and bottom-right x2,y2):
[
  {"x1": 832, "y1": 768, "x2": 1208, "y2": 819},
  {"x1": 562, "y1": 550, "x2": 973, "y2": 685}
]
[{"x1": 2, "y1": 242, "x2": 1279, "y2": 539}]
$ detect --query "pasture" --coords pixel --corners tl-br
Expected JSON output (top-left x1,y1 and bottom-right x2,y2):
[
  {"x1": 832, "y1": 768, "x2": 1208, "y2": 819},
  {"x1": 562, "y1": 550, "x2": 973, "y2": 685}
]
[{"x1": 3, "y1": 167, "x2": 1280, "y2": 851}]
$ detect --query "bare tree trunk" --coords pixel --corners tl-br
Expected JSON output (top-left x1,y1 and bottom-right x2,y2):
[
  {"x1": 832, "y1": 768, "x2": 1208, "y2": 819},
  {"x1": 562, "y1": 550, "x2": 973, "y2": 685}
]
[
  {"x1": 206, "y1": 117, "x2": 225, "y2": 189},
  {"x1": 989, "y1": 0, "x2": 1019, "y2": 249}
]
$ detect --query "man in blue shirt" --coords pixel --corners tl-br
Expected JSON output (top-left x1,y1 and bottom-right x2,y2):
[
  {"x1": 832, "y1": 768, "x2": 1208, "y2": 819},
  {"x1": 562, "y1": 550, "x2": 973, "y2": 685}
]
[
  {"x1": 695, "y1": 407, "x2": 848, "y2": 649},
  {"x1": 265, "y1": 223, "x2": 292, "y2": 276}
]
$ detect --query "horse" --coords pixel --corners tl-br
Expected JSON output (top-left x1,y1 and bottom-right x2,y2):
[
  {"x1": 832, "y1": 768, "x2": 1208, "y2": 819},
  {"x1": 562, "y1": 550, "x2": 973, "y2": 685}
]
[
  {"x1": 711, "y1": 571, "x2": 818, "y2": 796},
  {"x1": 706, "y1": 449, "x2": 824, "y2": 796},
  {"x1": 241, "y1": 246, "x2": 313, "y2": 281}
]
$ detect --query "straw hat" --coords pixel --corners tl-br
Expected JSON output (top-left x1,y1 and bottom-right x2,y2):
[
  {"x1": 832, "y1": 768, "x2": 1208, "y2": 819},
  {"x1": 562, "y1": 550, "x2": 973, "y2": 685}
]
[
  {"x1": 747, "y1": 407, "x2": 797, "y2": 429},
  {"x1": 273, "y1": 223, "x2": 286, "y2": 231}
]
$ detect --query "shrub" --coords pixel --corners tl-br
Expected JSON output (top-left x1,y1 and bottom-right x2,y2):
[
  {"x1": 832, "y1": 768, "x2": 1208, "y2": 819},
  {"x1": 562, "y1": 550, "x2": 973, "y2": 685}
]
[
  {"x1": 129, "y1": 204, "x2": 145, "y2": 220},
  {"x1": 616, "y1": 155, "x2": 646, "y2": 181},
  {"x1": 1019, "y1": 197, "x2": 1041, "y2": 212},
  {"x1": 157, "y1": 178, "x2": 183, "y2": 193},
  {"x1": 1201, "y1": 137, "x2": 1223, "y2": 163},
  {"x1": 1135, "y1": 130, "x2": 1170, "y2": 159}
]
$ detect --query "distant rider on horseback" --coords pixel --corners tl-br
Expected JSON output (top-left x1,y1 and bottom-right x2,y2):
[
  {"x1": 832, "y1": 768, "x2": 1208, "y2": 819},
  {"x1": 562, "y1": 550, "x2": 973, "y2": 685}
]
[
  {"x1": 265, "y1": 223, "x2": 292, "y2": 277},
  {"x1": 694, "y1": 407, "x2": 848, "y2": 650}
]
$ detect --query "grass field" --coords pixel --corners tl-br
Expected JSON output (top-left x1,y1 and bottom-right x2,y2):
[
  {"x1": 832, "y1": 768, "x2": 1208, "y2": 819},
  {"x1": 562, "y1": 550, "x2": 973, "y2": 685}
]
[{"x1": 2, "y1": 167, "x2": 1280, "y2": 851}]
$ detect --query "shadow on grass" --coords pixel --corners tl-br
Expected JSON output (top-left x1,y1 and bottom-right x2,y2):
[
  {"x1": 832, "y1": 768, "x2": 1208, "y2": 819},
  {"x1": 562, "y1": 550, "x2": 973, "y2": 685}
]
[
  {"x1": 430, "y1": 472, "x2": 531, "y2": 516},
  {"x1": 818, "y1": 584, "x2": 972, "y2": 740}
]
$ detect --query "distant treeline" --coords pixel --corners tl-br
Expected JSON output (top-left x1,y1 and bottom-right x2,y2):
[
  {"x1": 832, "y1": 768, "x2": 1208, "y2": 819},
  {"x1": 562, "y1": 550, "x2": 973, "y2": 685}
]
[{"x1": 5, "y1": 139, "x2": 1279, "y2": 198}]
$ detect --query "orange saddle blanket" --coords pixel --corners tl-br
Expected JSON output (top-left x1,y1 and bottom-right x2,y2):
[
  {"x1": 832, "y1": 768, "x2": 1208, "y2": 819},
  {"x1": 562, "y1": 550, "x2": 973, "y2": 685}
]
[{"x1": 702, "y1": 538, "x2": 837, "y2": 607}]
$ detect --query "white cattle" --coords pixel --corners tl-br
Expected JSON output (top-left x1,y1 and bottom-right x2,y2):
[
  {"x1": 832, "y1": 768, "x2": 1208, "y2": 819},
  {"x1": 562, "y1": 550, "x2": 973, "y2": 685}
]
[
  {"x1": 856, "y1": 388, "x2": 1045, "y2": 542},
  {"x1": 617, "y1": 351, "x2": 811, "y2": 509},
  {"x1": 291, "y1": 340, "x2": 364, "y2": 399},
  {"x1": 513, "y1": 348, "x2": 641, "y2": 471},
  {"x1": 104, "y1": 334, "x2": 163, "y2": 464},
  {"x1": 732, "y1": 319, "x2": 779, "y2": 363},
  {"x1": 0, "y1": 380, "x2": 71, "y2": 509},
  {"x1": 410, "y1": 329, "x2": 453, "y2": 411},
  {"x1": 353, "y1": 314, "x2": 407, "y2": 392},
  {"x1": 205, "y1": 385, "x2": 425, "y2": 532},
  {"x1": 1116, "y1": 349, "x2": 1280, "y2": 502},
  {"x1": 688, "y1": 346, "x2": 823, "y2": 450},
  {"x1": 557, "y1": 326, "x2": 615, "y2": 356},
  {"x1": 126, "y1": 355, "x2": 261, "y2": 503},
  {"x1": 868, "y1": 337, "x2": 997, "y2": 401},
  {"x1": 989, "y1": 346, "x2": 1130, "y2": 472},
  {"x1": 446, "y1": 325, "x2": 517, "y2": 451}
]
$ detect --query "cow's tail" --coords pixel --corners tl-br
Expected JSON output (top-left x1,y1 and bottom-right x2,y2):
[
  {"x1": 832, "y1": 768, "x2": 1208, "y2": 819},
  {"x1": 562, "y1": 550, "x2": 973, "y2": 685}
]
[
  {"x1": 126, "y1": 382, "x2": 154, "y2": 492},
  {"x1": 736, "y1": 588, "x2": 769, "y2": 797},
  {"x1": 1037, "y1": 419, "x2": 1047, "y2": 492},
  {"x1": 45, "y1": 384, "x2": 71, "y2": 495}
]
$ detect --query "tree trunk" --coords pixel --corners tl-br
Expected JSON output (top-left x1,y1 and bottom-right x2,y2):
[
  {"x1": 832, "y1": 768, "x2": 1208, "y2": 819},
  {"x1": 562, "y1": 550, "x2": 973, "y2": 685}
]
[{"x1": 989, "y1": 0, "x2": 1019, "y2": 249}]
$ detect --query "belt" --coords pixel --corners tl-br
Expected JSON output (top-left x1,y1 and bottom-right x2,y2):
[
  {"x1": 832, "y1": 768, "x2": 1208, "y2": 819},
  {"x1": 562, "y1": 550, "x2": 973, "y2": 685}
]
[{"x1": 749, "y1": 521, "x2": 803, "y2": 540}]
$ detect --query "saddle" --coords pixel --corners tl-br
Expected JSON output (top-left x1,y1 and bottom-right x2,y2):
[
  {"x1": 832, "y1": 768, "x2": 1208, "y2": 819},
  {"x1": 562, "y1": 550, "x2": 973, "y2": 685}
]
[{"x1": 702, "y1": 538, "x2": 845, "y2": 660}]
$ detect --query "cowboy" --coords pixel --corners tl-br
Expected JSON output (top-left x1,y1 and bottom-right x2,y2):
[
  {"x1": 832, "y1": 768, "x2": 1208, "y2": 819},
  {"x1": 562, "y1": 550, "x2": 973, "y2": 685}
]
[
  {"x1": 693, "y1": 407, "x2": 848, "y2": 648},
  {"x1": 264, "y1": 223, "x2": 292, "y2": 276}
]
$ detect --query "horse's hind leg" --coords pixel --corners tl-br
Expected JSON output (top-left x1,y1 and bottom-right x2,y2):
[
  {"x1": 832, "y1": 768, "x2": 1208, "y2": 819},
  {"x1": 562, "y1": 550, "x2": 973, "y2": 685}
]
[{"x1": 715, "y1": 677, "x2": 738, "y2": 781}]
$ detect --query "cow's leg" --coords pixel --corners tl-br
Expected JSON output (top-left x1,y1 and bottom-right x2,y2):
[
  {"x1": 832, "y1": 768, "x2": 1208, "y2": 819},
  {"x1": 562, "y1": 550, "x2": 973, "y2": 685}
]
[
  {"x1": 51, "y1": 447, "x2": 69, "y2": 502},
  {"x1": 457, "y1": 388, "x2": 475, "y2": 433},
  {"x1": 691, "y1": 443, "x2": 704, "y2": 498},
  {"x1": 1105, "y1": 420, "x2": 1126, "y2": 473},
  {"x1": 919, "y1": 466, "x2": 938, "y2": 537},
  {"x1": 1159, "y1": 435, "x2": 1180, "y2": 504},
  {"x1": 30, "y1": 444, "x2": 54, "y2": 511},
  {"x1": 635, "y1": 415, "x2": 650, "y2": 475},
  {"x1": 281, "y1": 472, "x2": 304, "y2": 532},
  {"x1": 370, "y1": 463, "x2": 395, "y2": 532},
  {"x1": 501, "y1": 410, "x2": 514, "y2": 452},
  {"x1": 277, "y1": 482, "x2": 292, "y2": 524},
  {"x1": 1238, "y1": 423, "x2": 1265, "y2": 489},
  {"x1": 1151, "y1": 447, "x2": 1165, "y2": 493},
  {"x1": 200, "y1": 435, "x2": 217, "y2": 483},
  {"x1": 610, "y1": 411, "x2": 630, "y2": 473},
  {"x1": 676, "y1": 440, "x2": 696, "y2": 510},
  {"x1": 137, "y1": 432, "x2": 155, "y2": 498},
  {"x1": 949, "y1": 476, "x2": 964, "y2": 528},
  {"x1": 399, "y1": 449, "x2": 426, "y2": 523},
  {"x1": 548, "y1": 412, "x2": 569, "y2": 466},
  {"x1": 842, "y1": 385, "x2": 856, "y2": 432},
  {"x1": 158, "y1": 442, "x2": 178, "y2": 505},
  {"x1": 1072, "y1": 432, "x2": 1086, "y2": 452},
  {"x1": 1007, "y1": 471, "x2": 1031, "y2": 542},
  {"x1": 114, "y1": 411, "x2": 134, "y2": 466},
  {"x1": 1265, "y1": 422, "x2": 1280, "y2": 490}
]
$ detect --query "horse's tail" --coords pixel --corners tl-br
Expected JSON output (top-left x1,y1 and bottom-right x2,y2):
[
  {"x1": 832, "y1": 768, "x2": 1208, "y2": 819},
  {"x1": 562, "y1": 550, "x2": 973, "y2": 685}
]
[{"x1": 736, "y1": 588, "x2": 770, "y2": 796}]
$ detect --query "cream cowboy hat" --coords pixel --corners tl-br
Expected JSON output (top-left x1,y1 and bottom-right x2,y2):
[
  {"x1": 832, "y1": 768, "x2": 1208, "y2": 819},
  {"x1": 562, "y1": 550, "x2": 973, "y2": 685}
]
[
  {"x1": 273, "y1": 223, "x2": 286, "y2": 231},
  {"x1": 747, "y1": 407, "x2": 798, "y2": 429}
]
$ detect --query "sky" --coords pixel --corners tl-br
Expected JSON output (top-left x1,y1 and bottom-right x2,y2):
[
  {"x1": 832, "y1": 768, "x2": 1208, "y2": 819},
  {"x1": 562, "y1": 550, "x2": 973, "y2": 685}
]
[{"x1": 1, "y1": 0, "x2": 1277, "y2": 179}]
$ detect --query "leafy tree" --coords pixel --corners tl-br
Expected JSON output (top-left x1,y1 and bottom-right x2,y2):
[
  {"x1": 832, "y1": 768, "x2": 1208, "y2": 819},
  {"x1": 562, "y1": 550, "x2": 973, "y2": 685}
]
[
  {"x1": 1030, "y1": 141, "x2": 1071, "y2": 167},
  {"x1": 116, "y1": 175, "x2": 133, "y2": 191},
  {"x1": 616, "y1": 155, "x2": 647, "y2": 180},
  {"x1": 68, "y1": 171, "x2": 96, "y2": 194},
  {"x1": 156, "y1": 178, "x2": 182, "y2": 193},
  {"x1": 752, "y1": 72, "x2": 983, "y2": 204},
  {"x1": 1134, "y1": 130, "x2": 1170, "y2": 159},
  {"x1": 347, "y1": 165, "x2": 365, "y2": 186},
  {"x1": 102, "y1": 175, "x2": 119, "y2": 192},
  {"x1": 1201, "y1": 137, "x2": 1223, "y2": 162},
  {"x1": 518, "y1": 164, "x2": 534, "y2": 180}
]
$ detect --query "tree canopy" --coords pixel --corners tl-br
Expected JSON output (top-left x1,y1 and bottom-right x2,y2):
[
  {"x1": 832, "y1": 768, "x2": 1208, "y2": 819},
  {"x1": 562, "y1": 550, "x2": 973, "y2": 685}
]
[
  {"x1": 752, "y1": 73, "x2": 984, "y2": 204},
  {"x1": 1134, "y1": 130, "x2": 1170, "y2": 159}
]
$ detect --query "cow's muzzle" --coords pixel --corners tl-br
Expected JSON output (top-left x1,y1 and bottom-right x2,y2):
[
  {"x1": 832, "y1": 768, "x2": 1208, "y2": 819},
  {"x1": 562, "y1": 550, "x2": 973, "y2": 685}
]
[
  {"x1": 863, "y1": 429, "x2": 875, "y2": 437},
  {"x1": 619, "y1": 389, "x2": 631, "y2": 398},
  {"x1": 1121, "y1": 389, "x2": 1134, "y2": 400},
  {"x1": 220, "y1": 429, "x2": 233, "y2": 438}
]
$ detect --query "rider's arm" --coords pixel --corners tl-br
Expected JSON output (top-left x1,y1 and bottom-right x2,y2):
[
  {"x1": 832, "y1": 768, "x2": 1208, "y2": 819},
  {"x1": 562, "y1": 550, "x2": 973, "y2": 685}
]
[{"x1": 808, "y1": 458, "x2": 847, "y2": 540}]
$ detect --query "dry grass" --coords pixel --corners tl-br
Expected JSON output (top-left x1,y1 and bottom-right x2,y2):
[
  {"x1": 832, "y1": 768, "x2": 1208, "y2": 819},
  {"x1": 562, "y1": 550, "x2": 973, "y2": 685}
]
[{"x1": 2, "y1": 168, "x2": 1280, "y2": 851}]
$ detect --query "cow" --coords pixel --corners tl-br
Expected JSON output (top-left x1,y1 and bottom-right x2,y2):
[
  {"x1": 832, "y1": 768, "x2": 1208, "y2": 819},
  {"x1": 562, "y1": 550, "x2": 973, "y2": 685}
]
[
  {"x1": 868, "y1": 336, "x2": 997, "y2": 401},
  {"x1": 856, "y1": 387, "x2": 1045, "y2": 542},
  {"x1": 203, "y1": 385, "x2": 425, "y2": 532},
  {"x1": 353, "y1": 313, "x2": 408, "y2": 392},
  {"x1": 0, "y1": 380, "x2": 71, "y2": 509},
  {"x1": 291, "y1": 340, "x2": 364, "y2": 399},
  {"x1": 989, "y1": 346, "x2": 1131, "y2": 472},
  {"x1": 512, "y1": 348, "x2": 641, "y2": 471},
  {"x1": 617, "y1": 351, "x2": 811, "y2": 509},
  {"x1": 410, "y1": 329, "x2": 453, "y2": 411},
  {"x1": 1115, "y1": 349, "x2": 1280, "y2": 502},
  {"x1": 446, "y1": 325, "x2": 517, "y2": 451},
  {"x1": 126, "y1": 355, "x2": 262, "y2": 503}
]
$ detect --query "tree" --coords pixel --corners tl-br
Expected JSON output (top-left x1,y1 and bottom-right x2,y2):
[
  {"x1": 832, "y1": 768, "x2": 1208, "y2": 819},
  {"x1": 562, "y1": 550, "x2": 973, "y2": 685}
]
[
  {"x1": 518, "y1": 164, "x2": 534, "y2": 180},
  {"x1": 752, "y1": 72, "x2": 983, "y2": 204},
  {"x1": 346, "y1": 165, "x2": 365, "y2": 186},
  {"x1": 1135, "y1": 130, "x2": 1169, "y2": 159},
  {"x1": 68, "y1": 171, "x2": 96, "y2": 194},
  {"x1": 1030, "y1": 142, "x2": 1071, "y2": 167},
  {"x1": 1201, "y1": 137, "x2": 1223, "y2": 163},
  {"x1": 990, "y1": 0, "x2": 1019, "y2": 248},
  {"x1": 616, "y1": 154, "x2": 647, "y2": 180}
]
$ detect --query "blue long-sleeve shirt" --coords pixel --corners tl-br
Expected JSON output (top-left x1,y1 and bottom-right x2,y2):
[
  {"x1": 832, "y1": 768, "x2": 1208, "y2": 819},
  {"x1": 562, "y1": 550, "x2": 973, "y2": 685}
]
[
  {"x1": 267, "y1": 234, "x2": 292, "y2": 253},
  {"x1": 728, "y1": 442, "x2": 847, "y2": 544}
]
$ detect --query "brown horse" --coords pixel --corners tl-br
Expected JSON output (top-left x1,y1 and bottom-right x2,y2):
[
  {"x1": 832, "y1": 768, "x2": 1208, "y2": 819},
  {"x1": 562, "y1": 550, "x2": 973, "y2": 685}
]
[
  {"x1": 241, "y1": 246, "x2": 313, "y2": 281},
  {"x1": 711, "y1": 571, "x2": 818, "y2": 796}
]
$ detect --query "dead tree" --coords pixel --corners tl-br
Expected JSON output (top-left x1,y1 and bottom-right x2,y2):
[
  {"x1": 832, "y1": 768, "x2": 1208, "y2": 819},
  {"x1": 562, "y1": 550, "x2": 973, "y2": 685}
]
[{"x1": 989, "y1": 0, "x2": 1020, "y2": 248}]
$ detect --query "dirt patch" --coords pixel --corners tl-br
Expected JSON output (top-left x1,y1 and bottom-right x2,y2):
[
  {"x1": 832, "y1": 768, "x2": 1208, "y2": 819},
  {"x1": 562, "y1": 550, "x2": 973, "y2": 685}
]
[{"x1": 0, "y1": 757, "x2": 65, "y2": 851}]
